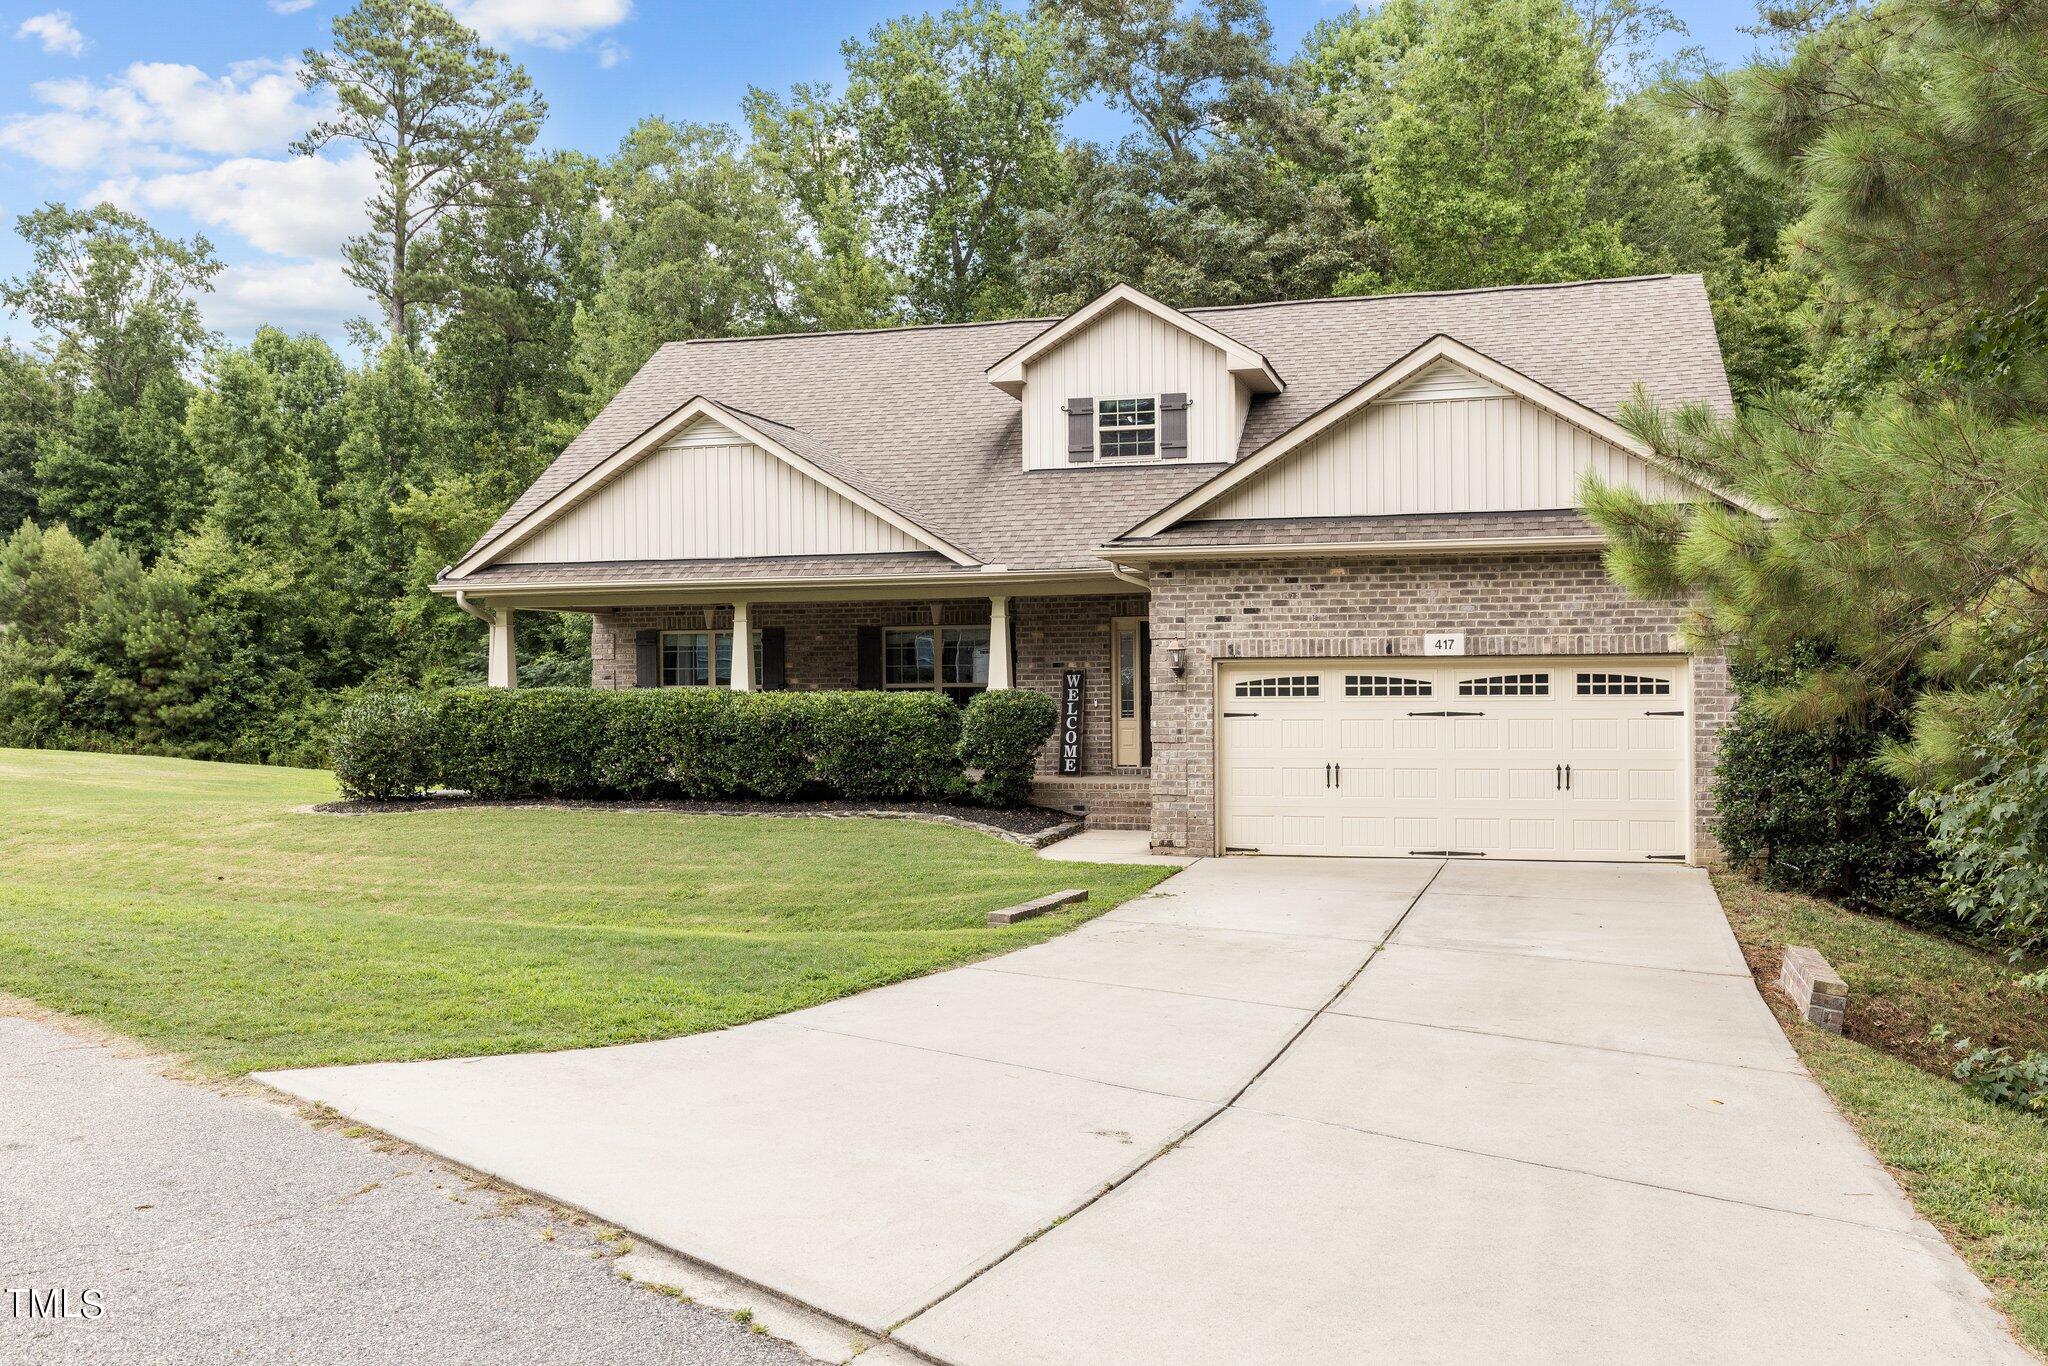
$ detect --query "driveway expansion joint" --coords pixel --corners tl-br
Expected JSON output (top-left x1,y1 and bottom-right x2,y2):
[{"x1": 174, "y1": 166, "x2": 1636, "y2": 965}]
[{"x1": 887, "y1": 860, "x2": 1451, "y2": 1339}]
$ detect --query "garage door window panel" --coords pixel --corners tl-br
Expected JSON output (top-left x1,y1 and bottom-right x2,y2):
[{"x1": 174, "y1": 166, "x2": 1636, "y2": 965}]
[
  {"x1": 1234, "y1": 674, "x2": 1320, "y2": 698},
  {"x1": 1458, "y1": 672, "x2": 1550, "y2": 696}
]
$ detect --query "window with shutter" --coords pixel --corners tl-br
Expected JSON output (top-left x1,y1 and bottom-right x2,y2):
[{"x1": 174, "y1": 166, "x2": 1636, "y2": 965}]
[
  {"x1": 1159, "y1": 392, "x2": 1188, "y2": 458},
  {"x1": 1066, "y1": 397, "x2": 1095, "y2": 462}
]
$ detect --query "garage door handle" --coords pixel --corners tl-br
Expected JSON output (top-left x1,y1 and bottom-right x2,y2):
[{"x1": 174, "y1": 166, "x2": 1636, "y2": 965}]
[
  {"x1": 1334, "y1": 762, "x2": 1341, "y2": 787},
  {"x1": 1565, "y1": 763, "x2": 1572, "y2": 791},
  {"x1": 1407, "y1": 710, "x2": 1484, "y2": 717},
  {"x1": 1325, "y1": 763, "x2": 1332, "y2": 789},
  {"x1": 1555, "y1": 763, "x2": 1562, "y2": 790}
]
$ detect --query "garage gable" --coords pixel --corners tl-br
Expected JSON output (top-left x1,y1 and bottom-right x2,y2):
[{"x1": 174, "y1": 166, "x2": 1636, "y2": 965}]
[
  {"x1": 1126, "y1": 335, "x2": 1749, "y2": 538},
  {"x1": 1191, "y1": 364, "x2": 1698, "y2": 521}
]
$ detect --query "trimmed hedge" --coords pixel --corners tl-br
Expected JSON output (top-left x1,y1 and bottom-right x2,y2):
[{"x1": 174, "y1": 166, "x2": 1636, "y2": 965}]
[
  {"x1": 960, "y1": 689, "x2": 1059, "y2": 806},
  {"x1": 329, "y1": 691, "x2": 437, "y2": 800},
  {"x1": 330, "y1": 685, "x2": 1060, "y2": 808}
]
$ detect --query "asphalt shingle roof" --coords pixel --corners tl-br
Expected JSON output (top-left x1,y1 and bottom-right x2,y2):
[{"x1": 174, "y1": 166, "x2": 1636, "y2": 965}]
[{"x1": 457, "y1": 275, "x2": 1730, "y2": 579}]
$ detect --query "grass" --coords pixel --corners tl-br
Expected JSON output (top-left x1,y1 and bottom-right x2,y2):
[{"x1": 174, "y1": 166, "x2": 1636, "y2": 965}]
[
  {"x1": 0, "y1": 747, "x2": 1172, "y2": 1075},
  {"x1": 1718, "y1": 874, "x2": 2048, "y2": 1355}
]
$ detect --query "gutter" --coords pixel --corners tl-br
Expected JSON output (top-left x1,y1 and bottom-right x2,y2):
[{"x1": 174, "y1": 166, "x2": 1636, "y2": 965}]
[
  {"x1": 433, "y1": 567, "x2": 1130, "y2": 599},
  {"x1": 1093, "y1": 533, "x2": 1608, "y2": 563}
]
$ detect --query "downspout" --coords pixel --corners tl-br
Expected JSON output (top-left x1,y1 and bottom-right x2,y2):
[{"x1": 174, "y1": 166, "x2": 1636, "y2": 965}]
[
  {"x1": 451, "y1": 577, "x2": 495, "y2": 626},
  {"x1": 1107, "y1": 560, "x2": 1151, "y2": 592}
]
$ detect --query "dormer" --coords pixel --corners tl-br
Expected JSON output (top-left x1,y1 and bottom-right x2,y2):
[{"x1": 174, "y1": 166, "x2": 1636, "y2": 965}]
[{"x1": 986, "y1": 284, "x2": 1283, "y2": 471}]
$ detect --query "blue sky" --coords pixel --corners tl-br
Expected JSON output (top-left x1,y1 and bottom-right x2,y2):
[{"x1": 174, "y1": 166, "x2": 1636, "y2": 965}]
[{"x1": 0, "y1": 0, "x2": 1768, "y2": 350}]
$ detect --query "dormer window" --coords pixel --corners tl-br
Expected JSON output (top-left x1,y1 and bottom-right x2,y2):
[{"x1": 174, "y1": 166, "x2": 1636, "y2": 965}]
[{"x1": 1098, "y1": 397, "x2": 1158, "y2": 459}]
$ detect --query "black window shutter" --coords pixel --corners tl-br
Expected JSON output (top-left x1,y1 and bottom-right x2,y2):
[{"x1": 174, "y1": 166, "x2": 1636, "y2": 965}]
[
  {"x1": 634, "y1": 629, "x2": 660, "y2": 688},
  {"x1": 1160, "y1": 392, "x2": 1189, "y2": 459},
  {"x1": 855, "y1": 626, "x2": 883, "y2": 689},
  {"x1": 1066, "y1": 398, "x2": 1095, "y2": 462},
  {"x1": 760, "y1": 627, "x2": 786, "y2": 690}
]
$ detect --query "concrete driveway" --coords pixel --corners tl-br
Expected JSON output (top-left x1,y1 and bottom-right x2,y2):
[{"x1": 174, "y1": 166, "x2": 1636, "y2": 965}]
[{"x1": 260, "y1": 858, "x2": 2030, "y2": 1365}]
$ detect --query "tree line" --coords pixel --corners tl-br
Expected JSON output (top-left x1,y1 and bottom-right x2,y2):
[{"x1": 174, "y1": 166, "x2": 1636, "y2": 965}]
[
  {"x1": 0, "y1": 0, "x2": 1802, "y2": 763},
  {"x1": 2, "y1": 0, "x2": 2043, "y2": 962}
]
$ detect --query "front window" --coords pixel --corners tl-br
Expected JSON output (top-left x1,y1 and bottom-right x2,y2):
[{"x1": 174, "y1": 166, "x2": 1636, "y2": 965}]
[
  {"x1": 885, "y1": 626, "x2": 990, "y2": 704},
  {"x1": 1097, "y1": 397, "x2": 1157, "y2": 459},
  {"x1": 660, "y1": 630, "x2": 763, "y2": 687}
]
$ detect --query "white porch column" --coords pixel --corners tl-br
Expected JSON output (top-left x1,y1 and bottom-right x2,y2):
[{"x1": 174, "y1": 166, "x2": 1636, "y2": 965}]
[
  {"x1": 486, "y1": 607, "x2": 517, "y2": 689},
  {"x1": 730, "y1": 601, "x2": 754, "y2": 691},
  {"x1": 987, "y1": 595, "x2": 1012, "y2": 690}
]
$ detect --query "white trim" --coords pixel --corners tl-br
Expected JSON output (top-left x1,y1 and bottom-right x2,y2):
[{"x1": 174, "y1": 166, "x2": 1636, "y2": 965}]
[
  {"x1": 1098, "y1": 533, "x2": 1608, "y2": 562},
  {"x1": 451, "y1": 397, "x2": 978, "y2": 577},
  {"x1": 1125, "y1": 335, "x2": 1760, "y2": 538},
  {"x1": 986, "y1": 283, "x2": 1283, "y2": 397},
  {"x1": 1093, "y1": 392, "x2": 1162, "y2": 462},
  {"x1": 433, "y1": 568, "x2": 1127, "y2": 607}
]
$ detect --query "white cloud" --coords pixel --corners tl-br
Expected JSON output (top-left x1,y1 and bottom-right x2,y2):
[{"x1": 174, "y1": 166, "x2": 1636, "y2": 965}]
[
  {"x1": 204, "y1": 258, "x2": 363, "y2": 335},
  {"x1": 93, "y1": 152, "x2": 375, "y2": 260},
  {"x1": 0, "y1": 59, "x2": 327, "y2": 174},
  {"x1": 595, "y1": 38, "x2": 627, "y2": 68},
  {"x1": 268, "y1": 0, "x2": 317, "y2": 12},
  {"x1": 16, "y1": 11, "x2": 85, "y2": 57},
  {"x1": 449, "y1": 0, "x2": 631, "y2": 49}
]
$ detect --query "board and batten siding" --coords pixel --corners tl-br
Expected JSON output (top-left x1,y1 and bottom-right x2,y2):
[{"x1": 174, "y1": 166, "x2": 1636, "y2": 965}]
[
  {"x1": 502, "y1": 418, "x2": 922, "y2": 564},
  {"x1": 1021, "y1": 302, "x2": 1246, "y2": 469},
  {"x1": 1193, "y1": 384, "x2": 1698, "y2": 521}
]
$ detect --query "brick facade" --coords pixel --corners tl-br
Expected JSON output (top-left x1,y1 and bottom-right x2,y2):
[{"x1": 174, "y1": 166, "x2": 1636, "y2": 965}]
[
  {"x1": 579, "y1": 555, "x2": 1732, "y2": 858},
  {"x1": 1142, "y1": 551, "x2": 1730, "y2": 858},
  {"x1": 588, "y1": 593, "x2": 1147, "y2": 778}
]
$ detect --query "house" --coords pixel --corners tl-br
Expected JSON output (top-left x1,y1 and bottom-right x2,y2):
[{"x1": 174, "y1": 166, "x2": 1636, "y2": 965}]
[{"x1": 440, "y1": 276, "x2": 1739, "y2": 862}]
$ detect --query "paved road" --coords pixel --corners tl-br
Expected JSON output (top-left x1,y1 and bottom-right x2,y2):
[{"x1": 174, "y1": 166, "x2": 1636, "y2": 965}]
[
  {"x1": 262, "y1": 857, "x2": 2032, "y2": 1365},
  {"x1": 0, "y1": 1014, "x2": 805, "y2": 1366}
]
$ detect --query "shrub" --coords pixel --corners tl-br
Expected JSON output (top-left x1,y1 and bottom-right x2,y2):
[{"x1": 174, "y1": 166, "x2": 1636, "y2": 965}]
[
  {"x1": 329, "y1": 692, "x2": 438, "y2": 800},
  {"x1": 1713, "y1": 654, "x2": 1944, "y2": 927},
  {"x1": 1916, "y1": 647, "x2": 2048, "y2": 958},
  {"x1": 959, "y1": 689, "x2": 1058, "y2": 806},
  {"x1": 417, "y1": 687, "x2": 969, "y2": 804},
  {"x1": 436, "y1": 688, "x2": 612, "y2": 799},
  {"x1": 808, "y1": 690, "x2": 963, "y2": 800},
  {"x1": 1930, "y1": 1026, "x2": 2048, "y2": 1118},
  {"x1": 592, "y1": 688, "x2": 811, "y2": 800}
]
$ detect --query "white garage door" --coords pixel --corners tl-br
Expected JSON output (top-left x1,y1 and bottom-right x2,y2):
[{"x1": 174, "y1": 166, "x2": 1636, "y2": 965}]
[{"x1": 1217, "y1": 659, "x2": 1689, "y2": 862}]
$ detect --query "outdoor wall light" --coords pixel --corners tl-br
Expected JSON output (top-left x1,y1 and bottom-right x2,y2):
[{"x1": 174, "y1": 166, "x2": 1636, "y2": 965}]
[{"x1": 1167, "y1": 643, "x2": 1187, "y2": 676}]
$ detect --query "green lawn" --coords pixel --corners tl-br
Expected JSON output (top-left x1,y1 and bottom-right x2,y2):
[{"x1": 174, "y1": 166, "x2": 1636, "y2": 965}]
[
  {"x1": 0, "y1": 748, "x2": 1171, "y2": 1075},
  {"x1": 1718, "y1": 875, "x2": 2048, "y2": 1356}
]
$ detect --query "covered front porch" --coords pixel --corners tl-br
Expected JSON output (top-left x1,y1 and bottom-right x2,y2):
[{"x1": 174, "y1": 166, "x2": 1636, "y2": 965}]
[{"x1": 448, "y1": 567, "x2": 1154, "y2": 786}]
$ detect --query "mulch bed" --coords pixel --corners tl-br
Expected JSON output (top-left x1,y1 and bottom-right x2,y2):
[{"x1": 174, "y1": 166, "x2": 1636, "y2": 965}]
[{"x1": 307, "y1": 792, "x2": 1080, "y2": 842}]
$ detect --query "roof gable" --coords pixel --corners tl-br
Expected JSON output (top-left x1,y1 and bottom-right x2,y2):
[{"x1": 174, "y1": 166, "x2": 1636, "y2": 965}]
[
  {"x1": 1127, "y1": 335, "x2": 1756, "y2": 538},
  {"x1": 453, "y1": 400, "x2": 976, "y2": 577},
  {"x1": 985, "y1": 283, "x2": 1283, "y2": 398}
]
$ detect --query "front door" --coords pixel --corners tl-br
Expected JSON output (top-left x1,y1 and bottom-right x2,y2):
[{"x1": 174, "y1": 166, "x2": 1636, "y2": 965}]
[{"x1": 1111, "y1": 617, "x2": 1147, "y2": 768}]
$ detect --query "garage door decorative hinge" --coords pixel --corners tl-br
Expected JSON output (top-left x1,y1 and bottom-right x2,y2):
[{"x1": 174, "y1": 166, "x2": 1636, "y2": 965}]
[
  {"x1": 1223, "y1": 711, "x2": 1260, "y2": 718},
  {"x1": 1644, "y1": 710, "x2": 1686, "y2": 717},
  {"x1": 1223, "y1": 846, "x2": 1261, "y2": 854},
  {"x1": 1406, "y1": 710, "x2": 1485, "y2": 718},
  {"x1": 1409, "y1": 849, "x2": 1486, "y2": 857},
  {"x1": 1646, "y1": 853, "x2": 1688, "y2": 861}
]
